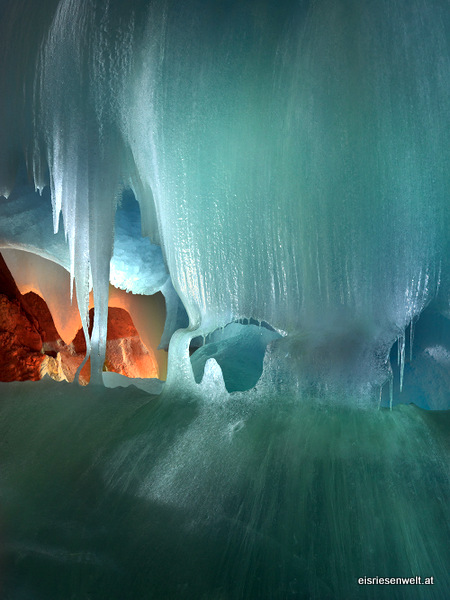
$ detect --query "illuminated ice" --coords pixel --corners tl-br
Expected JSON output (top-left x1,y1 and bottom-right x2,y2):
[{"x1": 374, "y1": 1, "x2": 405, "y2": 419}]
[{"x1": 0, "y1": 1, "x2": 450, "y2": 598}]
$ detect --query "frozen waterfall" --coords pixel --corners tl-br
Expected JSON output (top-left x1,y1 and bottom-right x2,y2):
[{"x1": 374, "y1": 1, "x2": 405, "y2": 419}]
[{"x1": 1, "y1": 0, "x2": 450, "y2": 394}]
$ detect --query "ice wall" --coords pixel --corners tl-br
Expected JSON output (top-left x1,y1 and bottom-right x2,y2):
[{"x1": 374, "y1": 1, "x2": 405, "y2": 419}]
[
  {"x1": 1, "y1": 0, "x2": 450, "y2": 392},
  {"x1": 124, "y1": 0, "x2": 449, "y2": 388}
]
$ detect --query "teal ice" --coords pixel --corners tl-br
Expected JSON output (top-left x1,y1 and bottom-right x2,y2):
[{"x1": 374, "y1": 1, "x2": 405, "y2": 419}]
[{"x1": 0, "y1": 1, "x2": 449, "y2": 598}]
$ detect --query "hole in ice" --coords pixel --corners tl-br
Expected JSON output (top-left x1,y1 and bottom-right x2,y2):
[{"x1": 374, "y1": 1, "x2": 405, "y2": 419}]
[
  {"x1": 0, "y1": 249, "x2": 164, "y2": 383},
  {"x1": 111, "y1": 189, "x2": 191, "y2": 379},
  {"x1": 189, "y1": 321, "x2": 281, "y2": 392},
  {"x1": 73, "y1": 306, "x2": 160, "y2": 384},
  {"x1": 108, "y1": 285, "x2": 168, "y2": 380}
]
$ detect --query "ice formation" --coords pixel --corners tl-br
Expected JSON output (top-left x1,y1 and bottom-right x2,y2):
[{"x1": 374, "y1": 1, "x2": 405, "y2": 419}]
[
  {"x1": 1, "y1": 0, "x2": 450, "y2": 399},
  {"x1": 1, "y1": 2, "x2": 450, "y2": 598}
]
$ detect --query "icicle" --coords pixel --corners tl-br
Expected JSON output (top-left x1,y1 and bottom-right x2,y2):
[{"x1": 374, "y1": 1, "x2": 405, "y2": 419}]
[
  {"x1": 409, "y1": 318, "x2": 415, "y2": 362},
  {"x1": 399, "y1": 334, "x2": 405, "y2": 393},
  {"x1": 389, "y1": 363, "x2": 394, "y2": 411}
]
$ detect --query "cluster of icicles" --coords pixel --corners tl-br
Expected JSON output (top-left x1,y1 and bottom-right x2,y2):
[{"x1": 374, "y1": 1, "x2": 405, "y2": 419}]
[{"x1": 0, "y1": 0, "x2": 449, "y2": 400}]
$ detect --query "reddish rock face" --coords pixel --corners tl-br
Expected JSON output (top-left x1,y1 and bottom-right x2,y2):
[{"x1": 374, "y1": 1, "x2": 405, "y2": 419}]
[
  {"x1": 0, "y1": 252, "x2": 159, "y2": 383},
  {"x1": 0, "y1": 294, "x2": 45, "y2": 381},
  {"x1": 104, "y1": 306, "x2": 159, "y2": 379},
  {"x1": 22, "y1": 291, "x2": 60, "y2": 345},
  {"x1": 0, "y1": 294, "x2": 42, "y2": 352},
  {"x1": 0, "y1": 255, "x2": 47, "y2": 381},
  {"x1": 71, "y1": 307, "x2": 159, "y2": 382}
]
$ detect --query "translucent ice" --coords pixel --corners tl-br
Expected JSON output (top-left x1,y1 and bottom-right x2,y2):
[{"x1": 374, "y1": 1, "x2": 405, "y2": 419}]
[{"x1": 1, "y1": 0, "x2": 450, "y2": 393}]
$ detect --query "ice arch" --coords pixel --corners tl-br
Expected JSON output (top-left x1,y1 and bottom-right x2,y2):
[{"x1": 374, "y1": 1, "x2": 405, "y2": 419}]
[
  {"x1": 190, "y1": 322, "x2": 281, "y2": 393},
  {"x1": 0, "y1": 179, "x2": 186, "y2": 382}
]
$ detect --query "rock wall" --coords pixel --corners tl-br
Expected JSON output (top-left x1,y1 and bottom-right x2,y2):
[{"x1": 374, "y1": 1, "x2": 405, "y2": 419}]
[{"x1": 0, "y1": 252, "x2": 159, "y2": 383}]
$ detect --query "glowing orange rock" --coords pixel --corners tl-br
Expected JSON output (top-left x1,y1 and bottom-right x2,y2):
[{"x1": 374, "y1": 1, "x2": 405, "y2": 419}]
[
  {"x1": 72, "y1": 307, "x2": 159, "y2": 383},
  {"x1": 0, "y1": 293, "x2": 45, "y2": 381},
  {"x1": 0, "y1": 252, "x2": 160, "y2": 384}
]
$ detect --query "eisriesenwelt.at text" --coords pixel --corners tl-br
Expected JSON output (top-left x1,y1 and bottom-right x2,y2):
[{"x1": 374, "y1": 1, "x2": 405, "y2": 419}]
[{"x1": 358, "y1": 576, "x2": 434, "y2": 585}]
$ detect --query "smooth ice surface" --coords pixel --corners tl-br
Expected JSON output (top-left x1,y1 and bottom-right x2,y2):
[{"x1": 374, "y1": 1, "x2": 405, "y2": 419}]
[
  {"x1": 102, "y1": 371, "x2": 164, "y2": 394},
  {"x1": 0, "y1": 380, "x2": 448, "y2": 599}
]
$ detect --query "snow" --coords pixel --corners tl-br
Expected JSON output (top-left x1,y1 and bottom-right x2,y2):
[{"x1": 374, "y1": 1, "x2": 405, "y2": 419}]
[{"x1": 110, "y1": 191, "x2": 168, "y2": 295}]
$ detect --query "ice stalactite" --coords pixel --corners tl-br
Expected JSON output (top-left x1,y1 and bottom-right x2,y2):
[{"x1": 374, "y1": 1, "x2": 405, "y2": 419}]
[
  {"x1": 31, "y1": 0, "x2": 136, "y2": 382},
  {"x1": 1, "y1": 0, "x2": 450, "y2": 395},
  {"x1": 119, "y1": 0, "x2": 450, "y2": 393}
]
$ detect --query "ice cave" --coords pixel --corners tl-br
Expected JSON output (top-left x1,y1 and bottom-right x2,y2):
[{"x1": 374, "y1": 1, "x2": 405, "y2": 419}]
[{"x1": 0, "y1": 0, "x2": 449, "y2": 598}]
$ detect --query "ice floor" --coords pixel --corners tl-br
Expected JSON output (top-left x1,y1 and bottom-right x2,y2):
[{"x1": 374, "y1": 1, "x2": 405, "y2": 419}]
[{"x1": 0, "y1": 379, "x2": 448, "y2": 599}]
